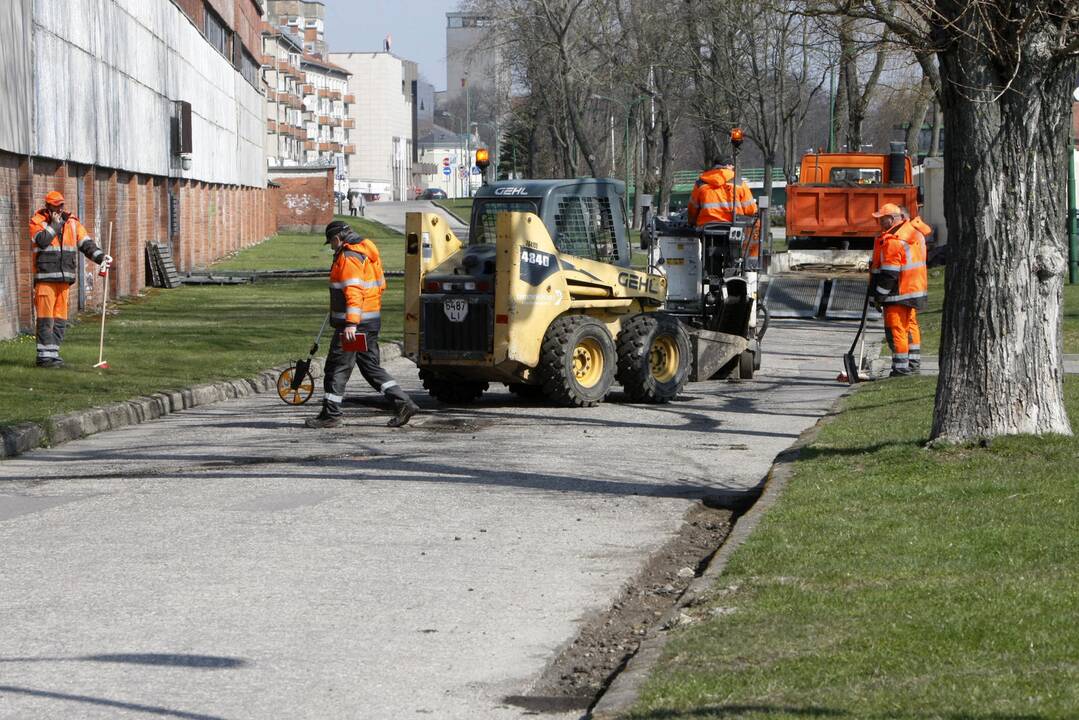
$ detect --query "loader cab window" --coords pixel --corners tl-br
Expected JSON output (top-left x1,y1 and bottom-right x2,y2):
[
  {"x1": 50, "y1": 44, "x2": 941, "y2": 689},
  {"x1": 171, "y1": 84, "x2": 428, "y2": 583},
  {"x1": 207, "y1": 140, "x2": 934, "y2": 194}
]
[
  {"x1": 470, "y1": 199, "x2": 540, "y2": 245},
  {"x1": 553, "y1": 195, "x2": 619, "y2": 263},
  {"x1": 829, "y1": 167, "x2": 882, "y2": 185}
]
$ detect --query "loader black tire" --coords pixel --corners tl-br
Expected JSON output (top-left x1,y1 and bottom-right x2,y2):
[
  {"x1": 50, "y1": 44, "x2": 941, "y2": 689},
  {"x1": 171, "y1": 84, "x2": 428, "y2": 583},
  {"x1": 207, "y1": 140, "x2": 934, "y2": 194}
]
[
  {"x1": 616, "y1": 313, "x2": 691, "y2": 403},
  {"x1": 419, "y1": 369, "x2": 488, "y2": 404},
  {"x1": 538, "y1": 315, "x2": 616, "y2": 407}
]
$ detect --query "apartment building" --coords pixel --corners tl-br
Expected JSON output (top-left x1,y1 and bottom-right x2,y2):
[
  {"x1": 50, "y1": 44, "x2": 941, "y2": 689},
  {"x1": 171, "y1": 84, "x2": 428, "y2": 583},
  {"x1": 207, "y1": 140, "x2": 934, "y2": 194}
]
[
  {"x1": 262, "y1": 25, "x2": 307, "y2": 167},
  {"x1": 330, "y1": 52, "x2": 417, "y2": 201},
  {"x1": 263, "y1": 0, "x2": 327, "y2": 57},
  {"x1": 0, "y1": 0, "x2": 274, "y2": 340},
  {"x1": 301, "y1": 55, "x2": 355, "y2": 198}
]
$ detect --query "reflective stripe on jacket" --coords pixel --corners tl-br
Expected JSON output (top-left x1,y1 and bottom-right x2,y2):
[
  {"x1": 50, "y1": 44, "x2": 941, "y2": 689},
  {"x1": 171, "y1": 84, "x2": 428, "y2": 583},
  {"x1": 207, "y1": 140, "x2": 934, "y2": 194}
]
[
  {"x1": 875, "y1": 231, "x2": 928, "y2": 310},
  {"x1": 687, "y1": 167, "x2": 758, "y2": 225},
  {"x1": 329, "y1": 237, "x2": 382, "y2": 330},
  {"x1": 28, "y1": 210, "x2": 104, "y2": 284}
]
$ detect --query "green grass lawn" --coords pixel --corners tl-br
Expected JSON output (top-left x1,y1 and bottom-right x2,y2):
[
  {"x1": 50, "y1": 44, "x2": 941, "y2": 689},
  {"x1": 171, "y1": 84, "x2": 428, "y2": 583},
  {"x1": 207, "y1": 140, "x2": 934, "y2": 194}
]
[
  {"x1": 0, "y1": 221, "x2": 405, "y2": 431},
  {"x1": 433, "y1": 198, "x2": 473, "y2": 222},
  {"x1": 882, "y1": 269, "x2": 1079, "y2": 355},
  {"x1": 629, "y1": 376, "x2": 1079, "y2": 719},
  {"x1": 212, "y1": 215, "x2": 404, "y2": 272}
]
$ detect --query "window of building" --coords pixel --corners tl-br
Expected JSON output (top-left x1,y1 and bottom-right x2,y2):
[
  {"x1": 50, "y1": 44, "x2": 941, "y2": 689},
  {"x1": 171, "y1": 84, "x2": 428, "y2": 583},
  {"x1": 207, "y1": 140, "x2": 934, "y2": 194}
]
[
  {"x1": 204, "y1": 4, "x2": 231, "y2": 58},
  {"x1": 448, "y1": 16, "x2": 462, "y2": 28}
]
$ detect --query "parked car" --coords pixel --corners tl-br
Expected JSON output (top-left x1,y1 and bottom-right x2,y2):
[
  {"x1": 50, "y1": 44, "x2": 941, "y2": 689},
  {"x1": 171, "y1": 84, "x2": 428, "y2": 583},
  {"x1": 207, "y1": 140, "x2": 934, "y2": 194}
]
[{"x1": 420, "y1": 188, "x2": 448, "y2": 200}]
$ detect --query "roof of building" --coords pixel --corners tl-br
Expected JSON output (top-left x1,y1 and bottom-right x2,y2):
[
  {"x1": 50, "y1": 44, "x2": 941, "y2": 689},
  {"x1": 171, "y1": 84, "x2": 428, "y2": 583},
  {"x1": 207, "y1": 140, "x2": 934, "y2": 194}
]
[
  {"x1": 301, "y1": 53, "x2": 351, "y2": 75},
  {"x1": 417, "y1": 125, "x2": 467, "y2": 146}
]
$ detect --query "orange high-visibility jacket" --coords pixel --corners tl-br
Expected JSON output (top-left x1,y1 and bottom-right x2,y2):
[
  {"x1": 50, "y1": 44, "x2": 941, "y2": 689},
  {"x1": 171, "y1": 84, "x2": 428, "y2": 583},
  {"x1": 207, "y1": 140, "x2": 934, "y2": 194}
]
[
  {"x1": 873, "y1": 230, "x2": 928, "y2": 310},
  {"x1": 329, "y1": 238, "x2": 383, "y2": 331},
  {"x1": 688, "y1": 167, "x2": 758, "y2": 225},
  {"x1": 28, "y1": 209, "x2": 105, "y2": 284}
]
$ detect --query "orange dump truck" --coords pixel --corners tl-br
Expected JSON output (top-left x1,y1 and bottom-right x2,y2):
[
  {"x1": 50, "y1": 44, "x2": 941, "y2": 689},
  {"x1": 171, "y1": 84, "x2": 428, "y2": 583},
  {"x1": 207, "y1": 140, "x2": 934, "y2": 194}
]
[{"x1": 785, "y1": 143, "x2": 921, "y2": 265}]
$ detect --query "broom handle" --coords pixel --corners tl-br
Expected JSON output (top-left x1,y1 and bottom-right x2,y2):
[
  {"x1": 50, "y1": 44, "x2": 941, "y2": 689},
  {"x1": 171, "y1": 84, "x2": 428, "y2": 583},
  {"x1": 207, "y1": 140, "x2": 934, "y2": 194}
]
[{"x1": 97, "y1": 223, "x2": 112, "y2": 365}]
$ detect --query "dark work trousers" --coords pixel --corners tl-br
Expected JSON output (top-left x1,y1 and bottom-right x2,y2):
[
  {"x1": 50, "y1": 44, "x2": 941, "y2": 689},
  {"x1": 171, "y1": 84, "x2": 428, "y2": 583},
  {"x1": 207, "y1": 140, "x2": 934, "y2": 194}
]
[{"x1": 321, "y1": 329, "x2": 411, "y2": 418}]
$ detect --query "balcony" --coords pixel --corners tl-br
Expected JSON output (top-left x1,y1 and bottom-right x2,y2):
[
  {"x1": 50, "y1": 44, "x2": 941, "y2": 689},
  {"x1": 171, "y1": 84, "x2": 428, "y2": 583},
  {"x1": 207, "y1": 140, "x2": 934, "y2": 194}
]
[
  {"x1": 261, "y1": 54, "x2": 276, "y2": 67},
  {"x1": 343, "y1": 94, "x2": 355, "y2": 104},
  {"x1": 276, "y1": 60, "x2": 291, "y2": 73},
  {"x1": 331, "y1": 90, "x2": 342, "y2": 100},
  {"x1": 302, "y1": 84, "x2": 314, "y2": 95},
  {"x1": 305, "y1": 140, "x2": 317, "y2": 151},
  {"x1": 318, "y1": 142, "x2": 334, "y2": 152},
  {"x1": 318, "y1": 88, "x2": 332, "y2": 98},
  {"x1": 288, "y1": 95, "x2": 304, "y2": 110},
  {"x1": 331, "y1": 142, "x2": 342, "y2": 153},
  {"x1": 318, "y1": 115, "x2": 331, "y2": 126},
  {"x1": 343, "y1": 144, "x2": 356, "y2": 154},
  {"x1": 267, "y1": 119, "x2": 278, "y2": 132},
  {"x1": 342, "y1": 118, "x2": 355, "y2": 129}
]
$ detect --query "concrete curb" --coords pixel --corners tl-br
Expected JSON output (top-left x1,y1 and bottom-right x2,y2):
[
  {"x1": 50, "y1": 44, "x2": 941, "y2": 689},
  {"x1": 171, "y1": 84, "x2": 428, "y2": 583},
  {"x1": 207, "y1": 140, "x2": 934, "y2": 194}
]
[
  {"x1": 590, "y1": 399, "x2": 842, "y2": 719},
  {"x1": 0, "y1": 342, "x2": 403, "y2": 460}
]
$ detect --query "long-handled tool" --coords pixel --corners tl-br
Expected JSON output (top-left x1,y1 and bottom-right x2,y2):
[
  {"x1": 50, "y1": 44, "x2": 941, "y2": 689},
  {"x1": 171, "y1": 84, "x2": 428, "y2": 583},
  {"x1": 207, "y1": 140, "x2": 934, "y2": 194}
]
[
  {"x1": 276, "y1": 313, "x2": 329, "y2": 405},
  {"x1": 94, "y1": 223, "x2": 113, "y2": 369},
  {"x1": 841, "y1": 291, "x2": 871, "y2": 385}
]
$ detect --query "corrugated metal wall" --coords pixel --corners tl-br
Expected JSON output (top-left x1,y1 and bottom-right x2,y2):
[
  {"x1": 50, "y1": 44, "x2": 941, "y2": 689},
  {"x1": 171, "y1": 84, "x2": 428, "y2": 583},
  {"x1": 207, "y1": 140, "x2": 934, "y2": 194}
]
[{"x1": 5, "y1": 0, "x2": 264, "y2": 188}]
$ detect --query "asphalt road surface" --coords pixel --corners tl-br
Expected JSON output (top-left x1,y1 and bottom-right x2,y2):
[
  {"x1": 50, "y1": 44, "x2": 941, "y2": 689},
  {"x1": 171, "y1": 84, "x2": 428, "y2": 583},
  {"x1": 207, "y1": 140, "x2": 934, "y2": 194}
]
[{"x1": 0, "y1": 318, "x2": 875, "y2": 719}]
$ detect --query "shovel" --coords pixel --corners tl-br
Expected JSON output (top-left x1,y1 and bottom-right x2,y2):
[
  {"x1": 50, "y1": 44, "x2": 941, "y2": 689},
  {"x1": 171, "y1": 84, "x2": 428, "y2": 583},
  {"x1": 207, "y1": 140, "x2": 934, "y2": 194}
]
[
  {"x1": 842, "y1": 291, "x2": 871, "y2": 385},
  {"x1": 276, "y1": 314, "x2": 329, "y2": 405},
  {"x1": 94, "y1": 223, "x2": 113, "y2": 369}
]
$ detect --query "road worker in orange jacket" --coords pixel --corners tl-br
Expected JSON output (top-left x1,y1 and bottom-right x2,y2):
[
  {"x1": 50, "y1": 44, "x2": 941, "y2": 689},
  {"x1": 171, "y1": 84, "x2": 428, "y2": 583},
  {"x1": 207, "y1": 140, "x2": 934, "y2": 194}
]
[
  {"x1": 306, "y1": 220, "x2": 419, "y2": 428},
  {"x1": 687, "y1": 158, "x2": 758, "y2": 226},
  {"x1": 870, "y1": 203, "x2": 928, "y2": 377},
  {"x1": 28, "y1": 191, "x2": 112, "y2": 368},
  {"x1": 895, "y1": 207, "x2": 932, "y2": 373}
]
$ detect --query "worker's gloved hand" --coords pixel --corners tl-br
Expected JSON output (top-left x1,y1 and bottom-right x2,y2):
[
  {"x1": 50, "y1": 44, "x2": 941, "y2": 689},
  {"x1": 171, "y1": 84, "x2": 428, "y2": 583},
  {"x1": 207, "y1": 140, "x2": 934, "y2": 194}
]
[
  {"x1": 343, "y1": 325, "x2": 357, "y2": 342},
  {"x1": 101, "y1": 254, "x2": 113, "y2": 272}
]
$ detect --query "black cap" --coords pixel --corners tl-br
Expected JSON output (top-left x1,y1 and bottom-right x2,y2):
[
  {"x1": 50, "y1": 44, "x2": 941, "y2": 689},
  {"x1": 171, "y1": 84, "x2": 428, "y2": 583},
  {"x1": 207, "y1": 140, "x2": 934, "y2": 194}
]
[
  {"x1": 324, "y1": 220, "x2": 350, "y2": 244},
  {"x1": 713, "y1": 155, "x2": 732, "y2": 168}
]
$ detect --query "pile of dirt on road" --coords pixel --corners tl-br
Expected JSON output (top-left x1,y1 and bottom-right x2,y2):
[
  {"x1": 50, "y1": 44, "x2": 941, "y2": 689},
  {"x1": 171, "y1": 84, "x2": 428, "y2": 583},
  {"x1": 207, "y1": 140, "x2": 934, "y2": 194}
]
[{"x1": 504, "y1": 502, "x2": 734, "y2": 713}]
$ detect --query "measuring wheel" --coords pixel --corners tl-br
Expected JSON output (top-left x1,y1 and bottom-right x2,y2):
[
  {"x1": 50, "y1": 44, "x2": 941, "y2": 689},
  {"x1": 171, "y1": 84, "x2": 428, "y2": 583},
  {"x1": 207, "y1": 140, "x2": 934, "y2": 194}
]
[{"x1": 276, "y1": 365, "x2": 315, "y2": 405}]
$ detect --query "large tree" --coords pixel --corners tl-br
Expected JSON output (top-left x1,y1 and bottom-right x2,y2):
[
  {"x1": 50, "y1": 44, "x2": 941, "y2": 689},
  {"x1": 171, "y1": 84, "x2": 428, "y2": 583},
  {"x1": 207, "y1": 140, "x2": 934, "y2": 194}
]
[{"x1": 819, "y1": 0, "x2": 1077, "y2": 441}]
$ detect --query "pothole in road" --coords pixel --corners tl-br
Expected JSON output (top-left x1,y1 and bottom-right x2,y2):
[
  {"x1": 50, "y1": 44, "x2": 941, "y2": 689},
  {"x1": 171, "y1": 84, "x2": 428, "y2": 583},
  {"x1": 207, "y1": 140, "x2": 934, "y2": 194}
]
[
  {"x1": 504, "y1": 502, "x2": 735, "y2": 714},
  {"x1": 416, "y1": 417, "x2": 493, "y2": 433}
]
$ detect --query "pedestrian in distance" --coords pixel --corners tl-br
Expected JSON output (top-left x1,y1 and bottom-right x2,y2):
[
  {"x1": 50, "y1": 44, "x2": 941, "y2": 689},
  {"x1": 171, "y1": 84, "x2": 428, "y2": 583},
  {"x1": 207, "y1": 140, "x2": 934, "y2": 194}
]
[
  {"x1": 869, "y1": 202, "x2": 928, "y2": 377},
  {"x1": 306, "y1": 220, "x2": 420, "y2": 429},
  {"x1": 28, "y1": 191, "x2": 113, "y2": 368},
  {"x1": 347, "y1": 192, "x2": 357, "y2": 217},
  {"x1": 356, "y1": 192, "x2": 366, "y2": 217}
]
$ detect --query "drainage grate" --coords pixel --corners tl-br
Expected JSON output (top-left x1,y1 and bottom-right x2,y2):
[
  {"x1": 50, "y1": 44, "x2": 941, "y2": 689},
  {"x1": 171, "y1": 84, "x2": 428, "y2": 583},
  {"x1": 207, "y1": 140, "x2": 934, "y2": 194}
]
[
  {"x1": 826, "y1": 278, "x2": 882, "y2": 321},
  {"x1": 763, "y1": 276, "x2": 824, "y2": 318}
]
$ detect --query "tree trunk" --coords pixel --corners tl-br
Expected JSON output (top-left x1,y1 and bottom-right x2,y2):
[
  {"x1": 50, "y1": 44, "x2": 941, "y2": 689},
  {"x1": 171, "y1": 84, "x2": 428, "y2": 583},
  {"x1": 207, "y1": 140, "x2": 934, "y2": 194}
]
[{"x1": 932, "y1": 41, "x2": 1074, "y2": 441}]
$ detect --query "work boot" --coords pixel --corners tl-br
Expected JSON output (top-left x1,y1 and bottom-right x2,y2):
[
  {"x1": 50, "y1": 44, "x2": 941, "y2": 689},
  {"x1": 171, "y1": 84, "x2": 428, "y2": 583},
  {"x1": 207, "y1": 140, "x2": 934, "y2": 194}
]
[
  {"x1": 304, "y1": 413, "x2": 342, "y2": 429},
  {"x1": 387, "y1": 399, "x2": 419, "y2": 428},
  {"x1": 36, "y1": 358, "x2": 63, "y2": 369},
  {"x1": 889, "y1": 368, "x2": 914, "y2": 378}
]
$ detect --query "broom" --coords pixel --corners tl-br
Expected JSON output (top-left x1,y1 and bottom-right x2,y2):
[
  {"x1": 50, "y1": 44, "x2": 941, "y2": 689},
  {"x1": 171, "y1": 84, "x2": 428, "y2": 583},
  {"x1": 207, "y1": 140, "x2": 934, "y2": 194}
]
[{"x1": 94, "y1": 223, "x2": 113, "y2": 369}]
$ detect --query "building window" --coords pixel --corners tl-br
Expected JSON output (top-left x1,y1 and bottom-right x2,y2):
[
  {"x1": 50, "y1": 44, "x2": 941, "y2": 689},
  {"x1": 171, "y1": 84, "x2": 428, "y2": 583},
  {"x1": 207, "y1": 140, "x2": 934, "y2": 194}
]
[
  {"x1": 240, "y1": 50, "x2": 260, "y2": 87},
  {"x1": 204, "y1": 4, "x2": 231, "y2": 58},
  {"x1": 448, "y1": 17, "x2": 462, "y2": 28}
]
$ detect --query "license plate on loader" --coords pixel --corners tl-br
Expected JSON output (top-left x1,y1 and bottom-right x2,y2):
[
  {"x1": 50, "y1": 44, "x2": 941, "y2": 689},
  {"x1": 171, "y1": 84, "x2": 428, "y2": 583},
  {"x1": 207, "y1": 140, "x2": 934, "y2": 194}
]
[{"x1": 444, "y1": 298, "x2": 469, "y2": 322}]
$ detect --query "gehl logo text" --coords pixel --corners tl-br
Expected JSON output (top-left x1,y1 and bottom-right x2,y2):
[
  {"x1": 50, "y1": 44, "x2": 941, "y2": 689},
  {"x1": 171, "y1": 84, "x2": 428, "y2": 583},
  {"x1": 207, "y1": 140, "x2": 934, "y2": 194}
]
[
  {"x1": 618, "y1": 271, "x2": 662, "y2": 294},
  {"x1": 494, "y1": 187, "x2": 528, "y2": 196}
]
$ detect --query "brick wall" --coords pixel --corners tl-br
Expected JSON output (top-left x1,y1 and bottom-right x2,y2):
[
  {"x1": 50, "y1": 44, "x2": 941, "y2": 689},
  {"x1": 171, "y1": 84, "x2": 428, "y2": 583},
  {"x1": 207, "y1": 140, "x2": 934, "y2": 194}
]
[
  {"x1": 271, "y1": 169, "x2": 334, "y2": 233},
  {"x1": 0, "y1": 149, "x2": 277, "y2": 340}
]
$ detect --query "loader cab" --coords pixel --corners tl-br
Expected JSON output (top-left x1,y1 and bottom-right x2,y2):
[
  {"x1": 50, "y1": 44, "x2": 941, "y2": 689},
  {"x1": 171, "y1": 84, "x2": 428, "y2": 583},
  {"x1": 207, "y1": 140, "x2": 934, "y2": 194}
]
[{"x1": 469, "y1": 179, "x2": 631, "y2": 267}]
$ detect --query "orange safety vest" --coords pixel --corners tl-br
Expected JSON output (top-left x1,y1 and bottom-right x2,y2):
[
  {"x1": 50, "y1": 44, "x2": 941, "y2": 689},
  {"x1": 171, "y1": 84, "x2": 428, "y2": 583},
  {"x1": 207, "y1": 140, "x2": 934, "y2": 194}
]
[
  {"x1": 329, "y1": 238, "x2": 383, "y2": 330},
  {"x1": 688, "y1": 167, "x2": 758, "y2": 225},
  {"x1": 28, "y1": 209, "x2": 104, "y2": 284},
  {"x1": 876, "y1": 230, "x2": 928, "y2": 310}
]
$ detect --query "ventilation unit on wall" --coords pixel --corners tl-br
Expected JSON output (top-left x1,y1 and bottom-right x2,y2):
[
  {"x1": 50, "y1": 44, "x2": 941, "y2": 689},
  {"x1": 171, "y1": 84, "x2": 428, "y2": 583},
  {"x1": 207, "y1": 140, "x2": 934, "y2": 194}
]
[{"x1": 171, "y1": 100, "x2": 193, "y2": 170}]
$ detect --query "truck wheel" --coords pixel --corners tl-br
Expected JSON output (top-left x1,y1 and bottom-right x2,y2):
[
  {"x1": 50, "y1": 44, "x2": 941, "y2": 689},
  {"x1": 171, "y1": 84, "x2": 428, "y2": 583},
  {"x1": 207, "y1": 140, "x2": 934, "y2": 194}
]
[
  {"x1": 616, "y1": 313, "x2": 691, "y2": 403},
  {"x1": 539, "y1": 315, "x2": 616, "y2": 407},
  {"x1": 739, "y1": 349, "x2": 755, "y2": 379},
  {"x1": 419, "y1": 369, "x2": 488, "y2": 404}
]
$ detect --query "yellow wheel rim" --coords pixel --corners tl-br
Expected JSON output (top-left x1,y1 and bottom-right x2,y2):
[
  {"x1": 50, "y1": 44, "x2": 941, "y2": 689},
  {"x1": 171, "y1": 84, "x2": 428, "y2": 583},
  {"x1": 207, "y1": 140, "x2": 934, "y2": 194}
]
[
  {"x1": 276, "y1": 367, "x2": 315, "y2": 405},
  {"x1": 649, "y1": 335, "x2": 679, "y2": 383},
  {"x1": 572, "y1": 337, "x2": 605, "y2": 388}
]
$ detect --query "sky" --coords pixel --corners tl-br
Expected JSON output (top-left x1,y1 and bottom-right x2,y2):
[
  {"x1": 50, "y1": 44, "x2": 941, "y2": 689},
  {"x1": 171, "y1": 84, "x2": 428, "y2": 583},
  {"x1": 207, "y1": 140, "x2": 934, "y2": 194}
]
[{"x1": 323, "y1": 0, "x2": 462, "y2": 92}]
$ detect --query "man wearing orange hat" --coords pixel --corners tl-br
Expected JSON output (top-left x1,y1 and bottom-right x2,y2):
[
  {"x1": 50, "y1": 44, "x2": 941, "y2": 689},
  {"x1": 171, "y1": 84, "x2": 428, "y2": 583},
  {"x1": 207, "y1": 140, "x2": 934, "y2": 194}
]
[
  {"x1": 869, "y1": 202, "x2": 928, "y2": 377},
  {"x1": 28, "y1": 191, "x2": 112, "y2": 368}
]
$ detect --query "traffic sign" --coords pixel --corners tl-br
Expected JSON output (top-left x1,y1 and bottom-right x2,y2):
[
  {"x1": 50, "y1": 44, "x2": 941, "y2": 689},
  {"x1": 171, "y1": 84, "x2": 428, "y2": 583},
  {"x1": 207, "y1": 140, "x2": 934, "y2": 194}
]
[
  {"x1": 442, "y1": 157, "x2": 450, "y2": 167},
  {"x1": 442, "y1": 166, "x2": 452, "y2": 176},
  {"x1": 471, "y1": 167, "x2": 481, "y2": 175}
]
